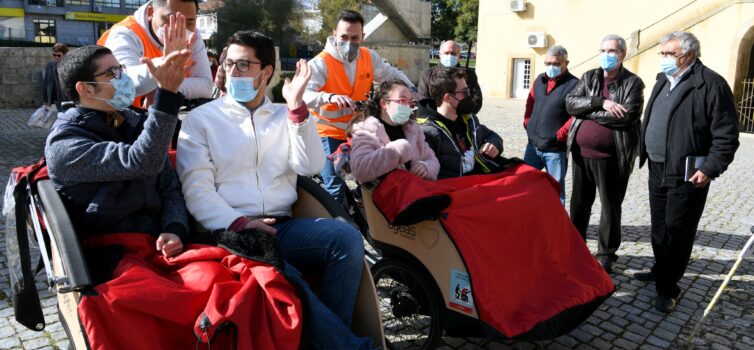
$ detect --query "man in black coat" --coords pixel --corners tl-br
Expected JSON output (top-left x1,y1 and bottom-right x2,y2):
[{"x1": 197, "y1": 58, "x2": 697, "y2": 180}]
[
  {"x1": 418, "y1": 40, "x2": 483, "y2": 114},
  {"x1": 523, "y1": 45, "x2": 578, "y2": 206},
  {"x1": 565, "y1": 35, "x2": 645, "y2": 274},
  {"x1": 635, "y1": 31, "x2": 739, "y2": 313}
]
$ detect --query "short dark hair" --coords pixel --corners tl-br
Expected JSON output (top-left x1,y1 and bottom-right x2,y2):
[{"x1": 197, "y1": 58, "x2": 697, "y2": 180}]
[
  {"x1": 337, "y1": 10, "x2": 364, "y2": 27},
  {"x1": 429, "y1": 67, "x2": 467, "y2": 107},
  {"x1": 53, "y1": 43, "x2": 69, "y2": 54},
  {"x1": 57, "y1": 45, "x2": 112, "y2": 103},
  {"x1": 226, "y1": 30, "x2": 275, "y2": 84},
  {"x1": 152, "y1": 0, "x2": 198, "y2": 9}
]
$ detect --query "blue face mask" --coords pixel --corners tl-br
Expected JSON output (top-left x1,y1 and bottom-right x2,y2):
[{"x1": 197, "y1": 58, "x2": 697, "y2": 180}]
[
  {"x1": 440, "y1": 55, "x2": 458, "y2": 68},
  {"x1": 90, "y1": 75, "x2": 136, "y2": 111},
  {"x1": 388, "y1": 103, "x2": 412, "y2": 125},
  {"x1": 660, "y1": 56, "x2": 681, "y2": 76},
  {"x1": 600, "y1": 53, "x2": 619, "y2": 72},
  {"x1": 545, "y1": 65, "x2": 562, "y2": 78},
  {"x1": 226, "y1": 71, "x2": 263, "y2": 103}
]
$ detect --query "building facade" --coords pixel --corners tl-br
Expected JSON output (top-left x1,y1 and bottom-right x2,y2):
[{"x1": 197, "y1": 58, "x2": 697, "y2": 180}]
[
  {"x1": 0, "y1": 0, "x2": 140, "y2": 46},
  {"x1": 476, "y1": 0, "x2": 754, "y2": 131}
]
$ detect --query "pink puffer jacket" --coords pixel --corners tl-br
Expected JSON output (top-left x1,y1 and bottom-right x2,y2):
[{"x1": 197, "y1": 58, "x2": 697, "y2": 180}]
[{"x1": 350, "y1": 116, "x2": 440, "y2": 183}]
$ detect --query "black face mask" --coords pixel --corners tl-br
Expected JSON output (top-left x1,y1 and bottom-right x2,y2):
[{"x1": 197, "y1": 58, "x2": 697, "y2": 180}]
[{"x1": 452, "y1": 96, "x2": 475, "y2": 116}]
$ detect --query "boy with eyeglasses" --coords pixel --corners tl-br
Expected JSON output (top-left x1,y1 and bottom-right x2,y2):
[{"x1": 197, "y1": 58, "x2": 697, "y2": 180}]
[
  {"x1": 45, "y1": 43, "x2": 192, "y2": 256},
  {"x1": 177, "y1": 30, "x2": 374, "y2": 349},
  {"x1": 417, "y1": 66, "x2": 505, "y2": 179}
]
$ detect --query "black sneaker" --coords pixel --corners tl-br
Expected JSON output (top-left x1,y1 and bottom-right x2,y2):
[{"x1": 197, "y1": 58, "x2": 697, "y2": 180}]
[
  {"x1": 634, "y1": 271, "x2": 656, "y2": 282},
  {"x1": 655, "y1": 295, "x2": 677, "y2": 313}
]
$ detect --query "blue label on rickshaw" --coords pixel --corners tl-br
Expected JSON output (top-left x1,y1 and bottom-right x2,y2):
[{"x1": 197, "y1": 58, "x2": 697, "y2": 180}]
[{"x1": 449, "y1": 269, "x2": 474, "y2": 314}]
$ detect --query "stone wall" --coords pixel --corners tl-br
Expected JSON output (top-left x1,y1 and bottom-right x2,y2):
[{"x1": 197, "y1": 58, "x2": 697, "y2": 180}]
[{"x1": 0, "y1": 47, "x2": 51, "y2": 108}]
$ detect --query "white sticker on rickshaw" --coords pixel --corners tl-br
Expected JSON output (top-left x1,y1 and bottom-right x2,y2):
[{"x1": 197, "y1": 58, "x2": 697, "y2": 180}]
[{"x1": 449, "y1": 269, "x2": 474, "y2": 314}]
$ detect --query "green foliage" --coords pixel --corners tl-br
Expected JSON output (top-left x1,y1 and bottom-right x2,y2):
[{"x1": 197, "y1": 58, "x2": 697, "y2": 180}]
[
  {"x1": 454, "y1": 0, "x2": 478, "y2": 44},
  {"x1": 215, "y1": 0, "x2": 302, "y2": 52},
  {"x1": 431, "y1": 0, "x2": 458, "y2": 47},
  {"x1": 316, "y1": 0, "x2": 361, "y2": 44},
  {"x1": 430, "y1": 0, "x2": 478, "y2": 46}
]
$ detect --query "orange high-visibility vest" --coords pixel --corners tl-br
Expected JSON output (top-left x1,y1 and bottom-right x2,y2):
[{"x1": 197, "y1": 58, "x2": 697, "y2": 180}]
[
  {"x1": 311, "y1": 47, "x2": 373, "y2": 140},
  {"x1": 98, "y1": 16, "x2": 162, "y2": 109}
]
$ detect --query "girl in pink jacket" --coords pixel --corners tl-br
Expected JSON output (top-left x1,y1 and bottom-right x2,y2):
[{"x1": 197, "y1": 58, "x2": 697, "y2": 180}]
[{"x1": 349, "y1": 80, "x2": 440, "y2": 183}]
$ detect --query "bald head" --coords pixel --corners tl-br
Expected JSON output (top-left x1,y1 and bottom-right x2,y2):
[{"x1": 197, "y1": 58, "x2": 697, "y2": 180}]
[{"x1": 440, "y1": 40, "x2": 461, "y2": 58}]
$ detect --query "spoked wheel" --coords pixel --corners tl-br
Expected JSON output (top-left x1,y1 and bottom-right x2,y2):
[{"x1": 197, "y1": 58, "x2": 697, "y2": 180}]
[{"x1": 372, "y1": 259, "x2": 442, "y2": 350}]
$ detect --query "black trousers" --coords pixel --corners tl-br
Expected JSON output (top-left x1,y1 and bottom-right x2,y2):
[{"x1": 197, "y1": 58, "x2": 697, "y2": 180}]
[
  {"x1": 648, "y1": 161, "x2": 709, "y2": 298},
  {"x1": 570, "y1": 152, "x2": 630, "y2": 260}
]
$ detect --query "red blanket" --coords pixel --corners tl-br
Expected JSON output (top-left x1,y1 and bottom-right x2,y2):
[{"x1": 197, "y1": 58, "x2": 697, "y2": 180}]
[
  {"x1": 78, "y1": 233, "x2": 302, "y2": 350},
  {"x1": 373, "y1": 166, "x2": 614, "y2": 339}
]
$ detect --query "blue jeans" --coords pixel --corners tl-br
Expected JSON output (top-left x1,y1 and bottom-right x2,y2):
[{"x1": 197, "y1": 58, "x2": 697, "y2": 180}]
[
  {"x1": 524, "y1": 142, "x2": 568, "y2": 206},
  {"x1": 282, "y1": 263, "x2": 374, "y2": 349},
  {"x1": 274, "y1": 218, "x2": 364, "y2": 323},
  {"x1": 321, "y1": 137, "x2": 348, "y2": 203}
]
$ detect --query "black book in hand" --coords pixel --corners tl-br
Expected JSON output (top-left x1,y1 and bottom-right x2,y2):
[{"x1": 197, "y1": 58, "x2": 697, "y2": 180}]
[{"x1": 684, "y1": 156, "x2": 706, "y2": 182}]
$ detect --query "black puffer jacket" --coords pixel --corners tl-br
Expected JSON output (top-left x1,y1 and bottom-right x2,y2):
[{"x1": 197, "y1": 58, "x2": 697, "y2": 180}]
[
  {"x1": 417, "y1": 100, "x2": 504, "y2": 179},
  {"x1": 565, "y1": 66, "x2": 645, "y2": 178},
  {"x1": 639, "y1": 61, "x2": 739, "y2": 185}
]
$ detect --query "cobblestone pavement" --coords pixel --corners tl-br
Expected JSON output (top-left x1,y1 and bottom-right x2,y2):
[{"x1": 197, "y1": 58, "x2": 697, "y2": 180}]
[{"x1": 1, "y1": 101, "x2": 753, "y2": 349}]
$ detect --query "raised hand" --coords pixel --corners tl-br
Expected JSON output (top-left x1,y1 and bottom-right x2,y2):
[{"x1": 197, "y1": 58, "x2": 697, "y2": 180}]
[
  {"x1": 141, "y1": 49, "x2": 193, "y2": 93},
  {"x1": 282, "y1": 59, "x2": 313, "y2": 110},
  {"x1": 162, "y1": 13, "x2": 188, "y2": 56}
]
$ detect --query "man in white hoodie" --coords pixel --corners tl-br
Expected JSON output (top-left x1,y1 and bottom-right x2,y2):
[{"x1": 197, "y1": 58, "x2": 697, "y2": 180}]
[
  {"x1": 177, "y1": 31, "x2": 373, "y2": 349},
  {"x1": 305, "y1": 9, "x2": 415, "y2": 203},
  {"x1": 98, "y1": 0, "x2": 212, "y2": 108}
]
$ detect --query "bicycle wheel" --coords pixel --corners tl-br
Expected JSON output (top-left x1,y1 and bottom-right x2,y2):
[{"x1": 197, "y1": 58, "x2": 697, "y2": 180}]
[{"x1": 372, "y1": 259, "x2": 443, "y2": 350}]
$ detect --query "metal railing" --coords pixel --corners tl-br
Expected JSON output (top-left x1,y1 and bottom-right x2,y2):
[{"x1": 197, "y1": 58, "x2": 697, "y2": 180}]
[{"x1": 738, "y1": 78, "x2": 754, "y2": 133}]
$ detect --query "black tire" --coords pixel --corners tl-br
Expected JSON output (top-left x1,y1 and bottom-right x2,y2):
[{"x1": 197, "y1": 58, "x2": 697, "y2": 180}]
[{"x1": 371, "y1": 259, "x2": 443, "y2": 350}]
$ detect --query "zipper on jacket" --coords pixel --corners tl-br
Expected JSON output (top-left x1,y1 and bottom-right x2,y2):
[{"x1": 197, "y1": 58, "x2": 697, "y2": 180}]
[
  {"x1": 432, "y1": 119, "x2": 464, "y2": 176},
  {"x1": 249, "y1": 115, "x2": 265, "y2": 214}
]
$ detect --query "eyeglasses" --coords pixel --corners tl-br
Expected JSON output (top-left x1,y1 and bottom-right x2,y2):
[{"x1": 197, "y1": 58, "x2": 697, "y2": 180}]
[
  {"x1": 52, "y1": 53, "x2": 63, "y2": 58},
  {"x1": 454, "y1": 88, "x2": 469, "y2": 97},
  {"x1": 658, "y1": 51, "x2": 683, "y2": 59},
  {"x1": 543, "y1": 62, "x2": 562, "y2": 67},
  {"x1": 93, "y1": 64, "x2": 125, "y2": 80},
  {"x1": 222, "y1": 59, "x2": 263, "y2": 73},
  {"x1": 385, "y1": 98, "x2": 416, "y2": 107}
]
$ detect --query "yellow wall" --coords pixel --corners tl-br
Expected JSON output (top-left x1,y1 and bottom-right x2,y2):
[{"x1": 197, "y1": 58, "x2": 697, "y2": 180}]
[{"x1": 477, "y1": 0, "x2": 754, "y2": 100}]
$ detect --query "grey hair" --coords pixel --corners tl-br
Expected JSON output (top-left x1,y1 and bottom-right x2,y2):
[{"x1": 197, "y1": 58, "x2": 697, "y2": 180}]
[
  {"x1": 660, "y1": 31, "x2": 701, "y2": 58},
  {"x1": 601, "y1": 34, "x2": 627, "y2": 53},
  {"x1": 546, "y1": 45, "x2": 568, "y2": 60},
  {"x1": 440, "y1": 40, "x2": 460, "y2": 52}
]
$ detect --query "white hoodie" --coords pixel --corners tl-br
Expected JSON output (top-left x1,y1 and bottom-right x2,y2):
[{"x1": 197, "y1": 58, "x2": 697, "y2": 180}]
[
  {"x1": 304, "y1": 36, "x2": 414, "y2": 108},
  {"x1": 176, "y1": 96, "x2": 325, "y2": 230},
  {"x1": 102, "y1": 1, "x2": 212, "y2": 99}
]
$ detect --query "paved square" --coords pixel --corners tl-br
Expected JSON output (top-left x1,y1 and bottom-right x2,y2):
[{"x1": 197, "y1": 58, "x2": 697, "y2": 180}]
[{"x1": 0, "y1": 100, "x2": 752, "y2": 349}]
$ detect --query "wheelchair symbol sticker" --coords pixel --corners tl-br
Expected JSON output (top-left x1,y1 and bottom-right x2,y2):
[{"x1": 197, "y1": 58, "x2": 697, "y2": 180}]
[{"x1": 449, "y1": 269, "x2": 474, "y2": 314}]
